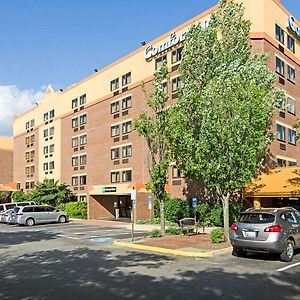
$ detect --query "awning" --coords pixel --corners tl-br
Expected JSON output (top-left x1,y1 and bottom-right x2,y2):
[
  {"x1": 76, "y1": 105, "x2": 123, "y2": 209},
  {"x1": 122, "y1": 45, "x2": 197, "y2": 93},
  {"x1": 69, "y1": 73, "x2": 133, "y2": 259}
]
[{"x1": 246, "y1": 167, "x2": 300, "y2": 198}]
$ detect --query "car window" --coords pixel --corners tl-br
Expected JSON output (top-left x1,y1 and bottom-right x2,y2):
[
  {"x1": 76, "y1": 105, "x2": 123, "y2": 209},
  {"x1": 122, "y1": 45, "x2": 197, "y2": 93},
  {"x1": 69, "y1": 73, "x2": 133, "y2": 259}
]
[
  {"x1": 294, "y1": 211, "x2": 300, "y2": 223},
  {"x1": 285, "y1": 212, "x2": 297, "y2": 224},
  {"x1": 34, "y1": 206, "x2": 46, "y2": 213},
  {"x1": 22, "y1": 207, "x2": 34, "y2": 213},
  {"x1": 0, "y1": 205, "x2": 4, "y2": 211},
  {"x1": 12, "y1": 207, "x2": 20, "y2": 213},
  {"x1": 239, "y1": 213, "x2": 275, "y2": 224},
  {"x1": 5, "y1": 204, "x2": 16, "y2": 210},
  {"x1": 45, "y1": 206, "x2": 55, "y2": 212}
]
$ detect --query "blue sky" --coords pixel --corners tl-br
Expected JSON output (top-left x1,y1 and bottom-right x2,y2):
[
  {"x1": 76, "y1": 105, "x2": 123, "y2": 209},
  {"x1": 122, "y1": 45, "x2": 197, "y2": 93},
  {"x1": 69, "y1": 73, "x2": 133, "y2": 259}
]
[{"x1": 0, "y1": 0, "x2": 299, "y2": 136}]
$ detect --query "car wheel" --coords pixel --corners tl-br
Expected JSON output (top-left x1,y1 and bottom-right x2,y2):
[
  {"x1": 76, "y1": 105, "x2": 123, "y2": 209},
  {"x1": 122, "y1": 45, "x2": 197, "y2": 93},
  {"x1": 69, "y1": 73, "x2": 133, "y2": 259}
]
[
  {"x1": 232, "y1": 247, "x2": 247, "y2": 258},
  {"x1": 58, "y1": 215, "x2": 67, "y2": 223},
  {"x1": 280, "y1": 240, "x2": 294, "y2": 262},
  {"x1": 26, "y1": 218, "x2": 35, "y2": 226}
]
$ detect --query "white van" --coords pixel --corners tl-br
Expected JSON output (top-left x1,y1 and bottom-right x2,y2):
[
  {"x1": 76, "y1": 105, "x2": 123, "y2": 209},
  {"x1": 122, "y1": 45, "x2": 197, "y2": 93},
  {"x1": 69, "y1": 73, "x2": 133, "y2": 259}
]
[{"x1": 0, "y1": 202, "x2": 33, "y2": 212}]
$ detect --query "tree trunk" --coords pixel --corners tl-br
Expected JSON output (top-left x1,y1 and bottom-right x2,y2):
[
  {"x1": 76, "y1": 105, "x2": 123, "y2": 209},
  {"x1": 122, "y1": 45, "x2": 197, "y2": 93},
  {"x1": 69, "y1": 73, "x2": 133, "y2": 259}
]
[
  {"x1": 222, "y1": 192, "x2": 230, "y2": 241},
  {"x1": 160, "y1": 198, "x2": 166, "y2": 236}
]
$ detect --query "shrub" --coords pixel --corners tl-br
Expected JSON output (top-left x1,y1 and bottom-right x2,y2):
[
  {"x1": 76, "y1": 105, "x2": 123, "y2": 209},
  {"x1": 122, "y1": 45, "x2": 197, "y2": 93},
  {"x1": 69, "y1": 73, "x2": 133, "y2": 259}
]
[
  {"x1": 166, "y1": 226, "x2": 181, "y2": 235},
  {"x1": 11, "y1": 190, "x2": 29, "y2": 202},
  {"x1": 209, "y1": 205, "x2": 223, "y2": 227},
  {"x1": 164, "y1": 197, "x2": 190, "y2": 223},
  {"x1": 210, "y1": 228, "x2": 225, "y2": 244},
  {"x1": 57, "y1": 201, "x2": 87, "y2": 219},
  {"x1": 149, "y1": 229, "x2": 161, "y2": 238}
]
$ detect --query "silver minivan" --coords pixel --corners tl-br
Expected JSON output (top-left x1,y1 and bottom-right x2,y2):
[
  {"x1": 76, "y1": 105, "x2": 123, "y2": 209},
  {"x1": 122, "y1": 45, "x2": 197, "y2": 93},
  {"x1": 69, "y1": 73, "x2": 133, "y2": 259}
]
[
  {"x1": 13, "y1": 205, "x2": 68, "y2": 226},
  {"x1": 0, "y1": 201, "x2": 33, "y2": 212}
]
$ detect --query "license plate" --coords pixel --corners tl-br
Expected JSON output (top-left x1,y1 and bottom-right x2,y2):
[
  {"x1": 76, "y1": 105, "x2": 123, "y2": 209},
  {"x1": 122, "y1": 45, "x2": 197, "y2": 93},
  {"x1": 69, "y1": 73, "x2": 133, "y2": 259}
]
[{"x1": 242, "y1": 231, "x2": 256, "y2": 238}]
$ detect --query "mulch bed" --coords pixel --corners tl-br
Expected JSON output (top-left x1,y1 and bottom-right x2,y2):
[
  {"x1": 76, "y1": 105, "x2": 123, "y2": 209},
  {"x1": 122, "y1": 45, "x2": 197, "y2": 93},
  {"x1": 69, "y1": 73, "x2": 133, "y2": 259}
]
[{"x1": 138, "y1": 233, "x2": 231, "y2": 250}]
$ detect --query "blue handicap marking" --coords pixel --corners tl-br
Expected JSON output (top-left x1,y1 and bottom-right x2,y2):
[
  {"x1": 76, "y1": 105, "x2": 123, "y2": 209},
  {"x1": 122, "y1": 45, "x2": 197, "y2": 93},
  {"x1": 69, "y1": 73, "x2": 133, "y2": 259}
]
[{"x1": 89, "y1": 237, "x2": 115, "y2": 243}]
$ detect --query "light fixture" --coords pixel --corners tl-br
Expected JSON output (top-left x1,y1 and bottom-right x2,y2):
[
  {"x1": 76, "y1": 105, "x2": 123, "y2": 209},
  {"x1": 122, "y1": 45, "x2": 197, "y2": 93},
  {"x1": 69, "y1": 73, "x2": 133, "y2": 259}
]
[
  {"x1": 94, "y1": 69, "x2": 98, "y2": 72},
  {"x1": 59, "y1": 88, "x2": 63, "y2": 92},
  {"x1": 141, "y1": 41, "x2": 146, "y2": 46}
]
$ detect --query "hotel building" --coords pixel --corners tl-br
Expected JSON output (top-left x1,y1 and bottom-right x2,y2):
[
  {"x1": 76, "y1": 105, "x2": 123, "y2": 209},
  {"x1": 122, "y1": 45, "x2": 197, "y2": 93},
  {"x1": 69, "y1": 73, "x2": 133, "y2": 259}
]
[
  {"x1": 13, "y1": 0, "x2": 300, "y2": 220},
  {"x1": 0, "y1": 136, "x2": 13, "y2": 185}
]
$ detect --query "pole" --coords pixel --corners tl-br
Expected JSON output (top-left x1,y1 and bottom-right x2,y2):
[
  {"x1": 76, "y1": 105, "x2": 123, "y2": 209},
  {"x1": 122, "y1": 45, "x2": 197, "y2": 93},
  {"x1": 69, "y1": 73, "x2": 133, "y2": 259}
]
[{"x1": 131, "y1": 188, "x2": 136, "y2": 242}]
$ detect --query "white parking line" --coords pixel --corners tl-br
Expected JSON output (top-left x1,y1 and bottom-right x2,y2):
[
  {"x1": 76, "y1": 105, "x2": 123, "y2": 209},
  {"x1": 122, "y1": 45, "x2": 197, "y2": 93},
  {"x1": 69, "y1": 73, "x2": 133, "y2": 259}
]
[{"x1": 277, "y1": 262, "x2": 300, "y2": 272}]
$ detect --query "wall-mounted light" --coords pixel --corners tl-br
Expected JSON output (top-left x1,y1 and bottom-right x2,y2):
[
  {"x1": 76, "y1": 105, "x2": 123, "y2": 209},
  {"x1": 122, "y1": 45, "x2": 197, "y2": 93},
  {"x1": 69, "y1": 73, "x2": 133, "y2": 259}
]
[
  {"x1": 94, "y1": 69, "x2": 98, "y2": 72},
  {"x1": 59, "y1": 88, "x2": 63, "y2": 92},
  {"x1": 141, "y1": 41, "x2": 146, "y2": 46}
]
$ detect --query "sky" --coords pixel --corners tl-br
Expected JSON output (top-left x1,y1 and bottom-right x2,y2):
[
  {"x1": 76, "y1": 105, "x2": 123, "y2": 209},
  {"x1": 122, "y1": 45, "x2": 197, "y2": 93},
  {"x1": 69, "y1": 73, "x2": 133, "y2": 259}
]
[{"x1": 0, "y1": 0, "x2": 299, "y2": 137}]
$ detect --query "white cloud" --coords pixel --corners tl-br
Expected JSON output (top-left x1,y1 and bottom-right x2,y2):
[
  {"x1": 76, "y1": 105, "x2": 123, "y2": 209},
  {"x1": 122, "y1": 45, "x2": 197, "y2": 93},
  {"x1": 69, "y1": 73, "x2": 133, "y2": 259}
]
[{"x1": 0, "y1": 85, "x2": 45, "y2": 137}]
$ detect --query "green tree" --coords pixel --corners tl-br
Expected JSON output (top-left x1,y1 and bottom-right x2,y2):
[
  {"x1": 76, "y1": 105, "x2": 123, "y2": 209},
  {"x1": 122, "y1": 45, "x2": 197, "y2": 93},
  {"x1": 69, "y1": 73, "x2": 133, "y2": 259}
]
[
  {"x1": 171, "y1": 0, "x2": 284, "y2": 239},
  {"x1": 135, "y1": 63, "x2": 171, "y2": 235},
  {"x1": 11, "y1": 190, "x2": 29, "y2": 202},
  {"x1": 0, "y1": 191, "x2": 12, "y2": 203},
  {"x1": 29, "y1": 179, "x2": 74, "y2": 206}
]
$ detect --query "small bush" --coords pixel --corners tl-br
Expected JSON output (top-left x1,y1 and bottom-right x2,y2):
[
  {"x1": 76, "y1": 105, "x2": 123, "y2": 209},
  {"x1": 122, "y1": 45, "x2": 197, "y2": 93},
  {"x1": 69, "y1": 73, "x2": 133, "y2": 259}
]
[
  {"x1": 166, "y1": 226, "x2": 181, "y2": 235},
  {"x1": 149, "y1": 229, "x2": 161, "y2": 238},
  {"x1": 57, "y1": 201, "x2": 87, "y2": 219},
  {"x1": 210, "y1": 228, "x2": 225, "y2": 244}
]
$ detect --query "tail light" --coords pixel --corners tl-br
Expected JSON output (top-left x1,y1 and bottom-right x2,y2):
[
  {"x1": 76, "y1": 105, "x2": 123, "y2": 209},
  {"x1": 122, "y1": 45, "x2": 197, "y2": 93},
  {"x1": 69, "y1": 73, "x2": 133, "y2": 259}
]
[
  {"x1": 231, "y1": 223, "x2": 239, "y2": 231},
  {"x1": 264, "y1": 225, "x2": 281, "y2": 232},
  {"x1": 16, "y1": 213, "x2": 23, "y2": 216}
]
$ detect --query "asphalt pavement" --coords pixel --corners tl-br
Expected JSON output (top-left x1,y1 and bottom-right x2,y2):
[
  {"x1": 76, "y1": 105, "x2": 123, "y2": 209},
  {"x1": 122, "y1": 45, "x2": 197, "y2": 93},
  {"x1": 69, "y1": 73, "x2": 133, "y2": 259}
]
[{"x1": 0, "y1": 221, "x2": 299, "y2": 300}]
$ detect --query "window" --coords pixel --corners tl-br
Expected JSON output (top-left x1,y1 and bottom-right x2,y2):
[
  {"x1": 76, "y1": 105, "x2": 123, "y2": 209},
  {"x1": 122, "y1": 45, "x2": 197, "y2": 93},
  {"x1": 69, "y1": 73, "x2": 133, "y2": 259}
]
[
  {"x1": 80, "y1": 135, "x2": 87, "y2": 145},
  {"x1": 80, "y1": 175, "x2": 87, "y2": 185},
  {"x1": 30, "y1": 119, "x2": 35, "y2": 127},
  {"x1": 287, "y1": 35, "x2": 295, "y2": 53},
  {"x1": 30, "y1": 181, "x2": 35, "y2": 189},
  {"x1": 122, "y1": 145, "x2": 132, "y2": 157},
  {"x1": 43, "y1": 146, "x2": 48, "y2": 155},
  {"x1": 110, "y1": 78, "x2": 119, "y2": 91},
  {"x1": 26, "y1": 136, "x2": 30, "y2": 145},
  {"x1": 72, "y1": 137, "x2": 78, "y2": 147},
  {"x1": 172, "y1": 46, "x2": 183, "y2": 64},
  {"x1": 79, "y1": 195, "x2": 87, "y2": 202},
  {"x1": 26, "y1": 122, "x2": 30, "y2": 129},
  {"x1": 172, "y1": 77, "x2": 182, "y2": 92},
  {"x1": 79, "y1": 114, "x2": 87, "y2": 125},
  {"x1": 287, "y1": 97, "x2": 296, "y2": 115},
  {"x1": 25, "y1": 167, "x2": 30, "y2": 175},
  {"x1": 79, "y1": 94, "x2": 86, "y2": 106},
  {"x1": 49, "y1": 126, "x2": 55, "y2": 136},
  {"x1": 44, "y1": 129, "x2": 49, "y2": 138},
  {"x1": 276, "y1": 124, "x2": 286, "y2": 141},
  {"x1": 276, "y1": 57, "x2": 285, "y2": 76},
  {"x1": 80, "y1": 155, "x2": 87, "y2": 165},
  {"x1": 289, "y1": 161, "x2": 297, "y2": 166},
  {"x1": 122, "y1": 121, "x2": 132, "y2": 134},
  {"x1": 287, "y1": 65, "x2": 295, "y2": 82},
  {"x1": 155, "y1": 55, "x2": 167, "y2": 70},
  {"x1": 275, "y1": 24, "x2": 284, "y2": 44},
  {"x1": 49, "y1": 109, "x2": 55, "y2": 119},
  {"x1": 72, "y1": 117, "x2": 78, "y2": 128},
  {"x1": 72, "y1": 176, "x2": 78, "y2": 186},
  {"x1": 72, "y1": 98, "x2": 78, "y2": 109},
  {"x1": 49, "y1": 161, "x2": 55, "y2": 170},
  {"x1": 277, "y1": 158, "x2": 286, "y2": 167},
  {"x1": 43, "y1": 113, "x2": 49, "y2": 122},
  {"x1": 288, "y1": 128, "x2": 296, "y2": 145},
  {"x1": 111, "y1": 125, "x2": 120, "y2": 137},
  {"x1": 17, "y1": 183, "x2": 21, "y2": 190},
  {"x1": 25, "y1": 182, "x2": 30, "y2": 190},
  {"x1": 30, "y1": 150, "x2": 35, "y2": 159},
  {"x1": 162, "y1": 82, "x2": 168, "y2": 93},
  {"x1": 72, "y1": 156, "x2": 78, "y2": 166},
  {"x1": 111, "y1": 101, "x2": 120, "y2": 114},
  {"x1": 122, "y1": 96, "x2": 132, "y2": 110},
  {"x1": 111, "y1": 148, "x2": 120, "y2": 160},
  {"x1": 111, "y1": 171, "x2": 120, "y2": 183},
  {"x1": 122, "y1": 170, "x2": 132, "y2": 182},
  {"x1": 30, "y1": 135, "x2": 35, "y2": 143},
  {"x1": 26, "y1": 152, "x2": 30, "y2": 160},
  {"x1": 172, "y1": 166, "x2": 182, "y2": 178},
  {"x1": 122, "y1": 72, "x2": 131, "y2": 86},
  {"x1": 43, "y1": 163, "x2": 48, "y2": 171},
  {"x1": 49, "y1": 144, "x2": 55, "y2": 153},
  {"x1": 30, "y1": 166, "x2": 35, "y2": 174}
]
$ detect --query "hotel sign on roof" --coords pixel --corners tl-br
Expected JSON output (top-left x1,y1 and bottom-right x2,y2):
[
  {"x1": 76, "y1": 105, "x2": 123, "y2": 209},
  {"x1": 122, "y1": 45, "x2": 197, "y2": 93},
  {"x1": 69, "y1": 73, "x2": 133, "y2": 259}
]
[{"x1": 288, "y1": 16, "x2": 300, "y2": 39}]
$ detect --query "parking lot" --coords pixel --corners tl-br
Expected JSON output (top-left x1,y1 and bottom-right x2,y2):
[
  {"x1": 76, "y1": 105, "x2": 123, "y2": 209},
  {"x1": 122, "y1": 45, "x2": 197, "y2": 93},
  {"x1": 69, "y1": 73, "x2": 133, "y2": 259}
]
[{"x1": 0, "y1": 221, "x2": 300, "y2": 300}]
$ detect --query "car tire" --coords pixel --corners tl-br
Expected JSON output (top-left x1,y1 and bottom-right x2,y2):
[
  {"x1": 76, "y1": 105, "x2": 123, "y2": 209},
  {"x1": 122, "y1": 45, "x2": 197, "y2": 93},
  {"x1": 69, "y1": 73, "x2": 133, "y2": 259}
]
[
  {"x1": 280, "y1": 240, "x2": 294, "y2": 262},
  {"x1": 232, "y1": 247, "x2": 247, "y2": 258},
  {"x1": 25, "y1": 218, "x2": 35, "y2": 226},
  {"x1": 58, "y1": 215, "x2": 67, "y2": 223}
]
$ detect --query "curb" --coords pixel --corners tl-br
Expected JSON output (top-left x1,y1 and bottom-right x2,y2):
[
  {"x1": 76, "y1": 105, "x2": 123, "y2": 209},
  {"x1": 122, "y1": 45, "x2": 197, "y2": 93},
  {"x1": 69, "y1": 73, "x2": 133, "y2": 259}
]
[{"x1": 113, "y1": 240, "x2": 216, "y2": 257}]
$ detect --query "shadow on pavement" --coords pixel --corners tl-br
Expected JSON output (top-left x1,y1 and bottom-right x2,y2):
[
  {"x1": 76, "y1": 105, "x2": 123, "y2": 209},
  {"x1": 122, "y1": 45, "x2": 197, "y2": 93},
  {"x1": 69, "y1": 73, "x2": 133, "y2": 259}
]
[{"x1": 0, "y1": 247, "x2": 299, "y2": 300}]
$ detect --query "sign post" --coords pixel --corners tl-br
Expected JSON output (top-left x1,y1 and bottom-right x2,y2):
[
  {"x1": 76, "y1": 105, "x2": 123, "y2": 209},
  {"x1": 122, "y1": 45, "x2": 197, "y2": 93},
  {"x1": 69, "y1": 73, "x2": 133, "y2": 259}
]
[
  {"x1": 192, "y1": 197, "x2": 198, "y2": 221},
  {"x1": 148, "y1": 195, "x2": 152, "y2": 220},
  {"x1": 131, "y1": 188, "x2": 136, "y2": 242}
]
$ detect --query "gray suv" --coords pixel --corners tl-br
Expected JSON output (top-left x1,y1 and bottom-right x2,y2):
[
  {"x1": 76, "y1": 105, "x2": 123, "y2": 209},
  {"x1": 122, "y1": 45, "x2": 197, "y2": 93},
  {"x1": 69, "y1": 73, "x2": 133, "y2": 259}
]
[
  {"x1": 230, "y1": 207, "x2": 300, "y2": 262},
  {"x1": 12, "y1": 205, "x2": 68, "y2": 226}
]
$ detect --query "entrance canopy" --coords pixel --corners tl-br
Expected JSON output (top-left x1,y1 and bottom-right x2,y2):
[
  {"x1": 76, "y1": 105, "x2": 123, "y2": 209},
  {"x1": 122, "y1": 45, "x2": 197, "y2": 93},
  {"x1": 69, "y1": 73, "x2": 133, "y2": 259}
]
[{"x1": 246, "y1": 167, "x2": 300, "y2": 198}]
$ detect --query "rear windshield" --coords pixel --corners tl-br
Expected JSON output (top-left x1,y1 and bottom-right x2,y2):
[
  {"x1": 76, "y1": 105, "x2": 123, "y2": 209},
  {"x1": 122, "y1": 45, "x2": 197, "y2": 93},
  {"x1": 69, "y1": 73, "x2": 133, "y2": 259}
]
[
  {"x1": 239, "y1": 213, "x2": 275, "y2": 224},
  {"x1": 12, "y1": 207, "x2": 20, "y2": 213},
  {"x1": 5, "y1": 204, "x2": 16, "y2": 210}
]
